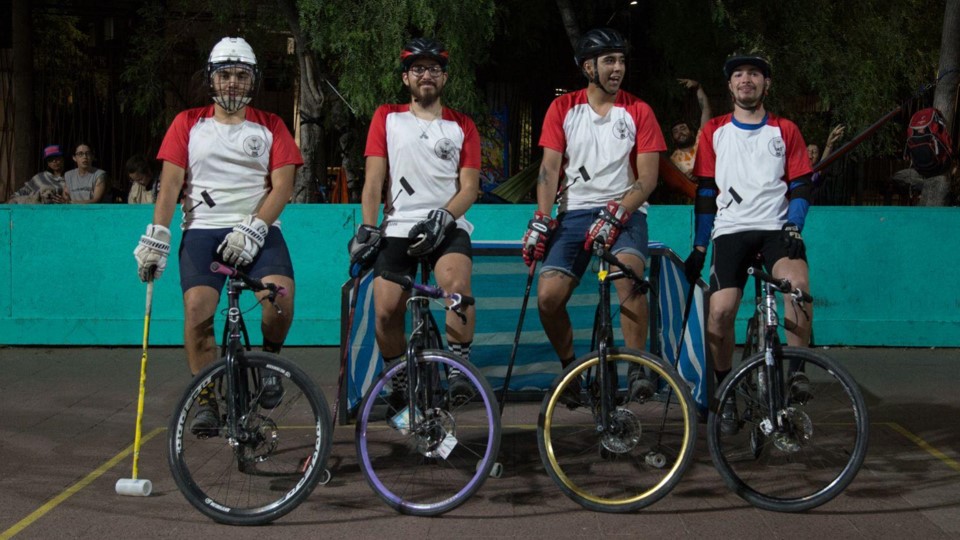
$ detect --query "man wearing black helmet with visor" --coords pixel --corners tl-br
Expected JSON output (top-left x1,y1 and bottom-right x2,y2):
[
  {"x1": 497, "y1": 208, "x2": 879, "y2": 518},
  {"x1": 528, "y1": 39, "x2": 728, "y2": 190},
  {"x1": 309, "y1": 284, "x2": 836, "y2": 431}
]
[
  {"x1": 349, "y1": 38, "x2": 482, "y2": 400},
  {"x1": 683, "y1": 52, "x2": 815, "y2": 434},
  {"x1": 521, "y1": 28, "x2": 666, "y2": 403}
]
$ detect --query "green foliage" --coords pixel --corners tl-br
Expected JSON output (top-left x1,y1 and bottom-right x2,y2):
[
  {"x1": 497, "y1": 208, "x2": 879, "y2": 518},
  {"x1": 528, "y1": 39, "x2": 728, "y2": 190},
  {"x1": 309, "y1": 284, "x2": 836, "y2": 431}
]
[{"x1": 299, "y1": 0, "x2": 495, "y2": 119}]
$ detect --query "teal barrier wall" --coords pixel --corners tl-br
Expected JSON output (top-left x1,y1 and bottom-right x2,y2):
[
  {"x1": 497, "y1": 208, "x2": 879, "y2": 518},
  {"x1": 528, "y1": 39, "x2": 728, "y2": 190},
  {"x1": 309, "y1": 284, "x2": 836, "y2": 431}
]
[{"x1": 1, "y1": 204, "x2": 958, "y2": 346}]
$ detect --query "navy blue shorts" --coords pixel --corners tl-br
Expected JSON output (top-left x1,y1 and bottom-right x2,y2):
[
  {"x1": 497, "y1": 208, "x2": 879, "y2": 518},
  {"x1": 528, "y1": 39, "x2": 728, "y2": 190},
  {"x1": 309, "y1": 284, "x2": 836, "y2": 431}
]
[
  {"x1": 178, "y1": 226, "x2": 294, "y2": 293},
  {"x1": 541, "y1": 208, "x2": 649, "y2": 282}
]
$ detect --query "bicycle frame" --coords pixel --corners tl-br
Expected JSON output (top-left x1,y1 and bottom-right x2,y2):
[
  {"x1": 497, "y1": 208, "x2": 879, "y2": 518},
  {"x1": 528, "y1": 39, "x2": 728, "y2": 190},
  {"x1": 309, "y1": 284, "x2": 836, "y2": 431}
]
[
  {"x1": 399, "y1": 260, "x2": 447, "y2": 423},
  {"x1": 221, "y1": 276, "x2": 255, "y2": 444}
]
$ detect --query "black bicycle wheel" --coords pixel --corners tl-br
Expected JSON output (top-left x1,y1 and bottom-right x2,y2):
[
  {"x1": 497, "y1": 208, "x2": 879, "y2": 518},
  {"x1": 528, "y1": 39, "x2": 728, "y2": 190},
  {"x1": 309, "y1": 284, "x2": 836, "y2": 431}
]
[
  {"x1": 169, "y1": 352, "x2": 332, "y2": 525},
  {"x1": 537, "y1": 348, "x2": 697, "y2": 513},
  {"x1": 355, "y1": 351, "x2": 501, "y2": 516},
  {"x1": 707, "y1": 347, "x2": 869, "y2": 512}
]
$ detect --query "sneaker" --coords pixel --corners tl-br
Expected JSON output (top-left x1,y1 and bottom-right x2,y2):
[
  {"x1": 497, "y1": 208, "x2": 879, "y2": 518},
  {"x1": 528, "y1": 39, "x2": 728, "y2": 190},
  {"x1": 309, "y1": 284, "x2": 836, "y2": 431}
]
[
  {"x1": 788, "y1": 372, "x2": 812, "y2": 404},
  {"x1": 558, "y1": 376, "x2": 584, "y2": 409},
  {"x1": 719, "y1": 398, "x2": 740, "y2": 435},
  {"x1": 259, "y1": 370, "x2": 283, "y2": 409},
  {"x1": 628, "y1": 367, "x2": 655, "y2": 401},
  {"x1": 190, "y1": 403, "x2": 221, "y2": 438},
  {"x1": 447, "y1": 368, "x2": 475, "y2": 406}
]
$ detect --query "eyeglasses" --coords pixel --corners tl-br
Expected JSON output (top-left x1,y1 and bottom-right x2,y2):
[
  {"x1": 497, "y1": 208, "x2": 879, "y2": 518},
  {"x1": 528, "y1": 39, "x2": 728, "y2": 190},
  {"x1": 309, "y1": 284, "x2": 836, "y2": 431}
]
[
  {"x1": 75, "y1": 151, "x2": 93, "y2": 157},
  {"x1": 408, "y1": 65, "x2": 444, "y2": 77}
]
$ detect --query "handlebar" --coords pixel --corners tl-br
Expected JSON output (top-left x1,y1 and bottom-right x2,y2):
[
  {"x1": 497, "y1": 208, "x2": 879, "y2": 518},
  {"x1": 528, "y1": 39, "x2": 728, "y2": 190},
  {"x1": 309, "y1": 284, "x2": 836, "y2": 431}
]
[
  {"x1": 380, "y1": 271, "x2": 475, "y2": 310},
  {"x1": 593, "y1": 244, "x2": 651, "y2": 295},
  {"x1": 747, "y1": 266, "x2": 813, "y2": 303},
  {"x1": 210, "y1": 262, "x2": 287, "y2": 298}
]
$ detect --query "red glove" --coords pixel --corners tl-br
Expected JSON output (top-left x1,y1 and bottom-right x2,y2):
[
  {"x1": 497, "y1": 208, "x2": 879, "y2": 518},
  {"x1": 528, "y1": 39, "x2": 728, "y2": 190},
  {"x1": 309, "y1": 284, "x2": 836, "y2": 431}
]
[
  {"x1": 584, "y1": 201, "x2": 630, "y2": 251},
  {"x1": 521, "y1": 211, "x2": 557, "y2": 266}
]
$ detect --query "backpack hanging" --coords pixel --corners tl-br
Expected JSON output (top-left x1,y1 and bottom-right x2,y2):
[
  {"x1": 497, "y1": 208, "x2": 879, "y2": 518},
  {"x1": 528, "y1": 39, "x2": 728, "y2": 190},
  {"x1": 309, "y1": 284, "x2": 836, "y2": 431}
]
[{"x1": 903, "y1": 107, "x2": 954, "y2": 177}]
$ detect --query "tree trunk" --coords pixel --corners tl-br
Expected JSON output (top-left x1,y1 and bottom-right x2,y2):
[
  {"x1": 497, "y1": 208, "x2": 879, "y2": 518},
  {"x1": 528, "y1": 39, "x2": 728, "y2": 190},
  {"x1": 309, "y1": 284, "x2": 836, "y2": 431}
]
[
  {"x1": 276, "y1": 0, "x2": 325, "y2": 203},
  {"x1": 11, "y1": 0, "x2": 34, "y2": 196},
  {"x1": 922, "y1": 0, "x2": 960, "y2": 206},
  {"x1": 555, "y1": 0, "x2": 581, "y2": 51}
]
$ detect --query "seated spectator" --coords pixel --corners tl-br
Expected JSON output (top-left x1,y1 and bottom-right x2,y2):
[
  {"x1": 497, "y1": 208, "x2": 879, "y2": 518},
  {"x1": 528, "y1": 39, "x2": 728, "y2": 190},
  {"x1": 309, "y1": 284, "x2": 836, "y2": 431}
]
[
  {"x1": 63, "y1": 143, "x2": 108, "y2": 203},
  {"x1": 126, "y1": 154, "x2": 159, "y2": 204},
  {"x1": 6, "y1": 144, "x2": 68, "y2": 204}
]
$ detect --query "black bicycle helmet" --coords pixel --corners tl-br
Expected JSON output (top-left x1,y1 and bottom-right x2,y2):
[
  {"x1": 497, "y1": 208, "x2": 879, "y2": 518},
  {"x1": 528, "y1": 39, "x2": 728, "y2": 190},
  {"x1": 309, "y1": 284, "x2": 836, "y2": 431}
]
[
  {"x1": 400, "y1": 37, "x2": 449, "y2": 71},
  {"x1": 574, "y1": 28, "x2": 627, "y2": 68},
  {"x1": 723, "y1": 52, "x2": 771, "y2": 80}
]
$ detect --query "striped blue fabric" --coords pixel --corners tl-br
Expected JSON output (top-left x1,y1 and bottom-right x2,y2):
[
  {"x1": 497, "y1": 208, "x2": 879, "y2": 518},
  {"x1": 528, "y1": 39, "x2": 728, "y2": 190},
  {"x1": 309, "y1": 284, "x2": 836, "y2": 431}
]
[{"x1": 341, "y1": 241, "x2": 708, "y2": 416}]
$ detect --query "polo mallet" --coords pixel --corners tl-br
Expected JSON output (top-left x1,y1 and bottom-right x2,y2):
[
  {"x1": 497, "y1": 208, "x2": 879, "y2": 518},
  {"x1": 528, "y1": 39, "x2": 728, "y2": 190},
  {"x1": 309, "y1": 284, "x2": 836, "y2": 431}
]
[
  {"x1": 333, "y1": 273, "x2": 362, "y2": 426},
  {"x1": 652, "y1": 274, "x2": 699, "y2": 451},
  {"x1": 499, "y1": 261, "x2": 536, "y2": 416},
  {"x1": 115, "y1": 281, "x2": 154, "y2": 497}
]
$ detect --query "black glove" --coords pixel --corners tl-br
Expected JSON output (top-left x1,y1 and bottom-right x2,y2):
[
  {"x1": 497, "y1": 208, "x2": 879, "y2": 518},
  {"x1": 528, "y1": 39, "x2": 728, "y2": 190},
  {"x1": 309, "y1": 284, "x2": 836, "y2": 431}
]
[
  {"x1": 781, "y1": 223, "x2": 806, "y2": 260},
  {"x1": 407, "y1": 208, "x2": 456, "y2": 258},
  {"x1": 348, "y1": 224, "x2": 383, "y2": 277},
  {"x1": 684, "y1": 249, "x2": 706, "y2": 284}
]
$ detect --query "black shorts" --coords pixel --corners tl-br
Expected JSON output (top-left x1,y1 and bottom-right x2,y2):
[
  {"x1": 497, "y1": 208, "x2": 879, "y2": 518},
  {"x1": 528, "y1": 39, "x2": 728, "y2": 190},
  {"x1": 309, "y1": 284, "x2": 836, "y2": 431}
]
[
  {"x1": 710, "y1": 230, "x2": 806, "y2": 291},
  {"x1": 179, "y1": 226, "x2": 294, "y2": 293},
  {"x1": 374, "y1": 228, "x2": 472, "y2": 280}
]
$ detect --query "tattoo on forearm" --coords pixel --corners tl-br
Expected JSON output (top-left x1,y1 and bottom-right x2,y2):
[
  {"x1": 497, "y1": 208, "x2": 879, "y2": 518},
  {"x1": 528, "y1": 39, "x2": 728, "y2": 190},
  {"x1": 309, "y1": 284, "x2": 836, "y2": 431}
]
[
  {"x1": 537, "y1": 169, "x2": 550, "y2": 185},
  {"x1": 628, "y1": 181, "x2": 646, "y2": 197}
]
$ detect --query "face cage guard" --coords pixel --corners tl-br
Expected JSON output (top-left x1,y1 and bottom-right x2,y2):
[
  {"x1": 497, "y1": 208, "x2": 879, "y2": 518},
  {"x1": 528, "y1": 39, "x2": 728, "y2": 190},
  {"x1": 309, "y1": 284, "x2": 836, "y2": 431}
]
[{"x1": 207, "y1": 63, "x2": 261, "y2": 113}]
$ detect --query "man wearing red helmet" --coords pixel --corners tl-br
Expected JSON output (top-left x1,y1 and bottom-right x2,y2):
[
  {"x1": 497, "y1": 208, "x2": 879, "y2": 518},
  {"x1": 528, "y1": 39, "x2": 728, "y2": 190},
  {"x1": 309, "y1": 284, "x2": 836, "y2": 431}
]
[
  {"x1": 521, "y1": 27, "x2": 666, "y2": 403},
  {"x1": 683, "y1": 52, "x2": 815, "y2": 434},
  {"x1": 349, "y1": 37, "x2": 481, "y2": 398}
]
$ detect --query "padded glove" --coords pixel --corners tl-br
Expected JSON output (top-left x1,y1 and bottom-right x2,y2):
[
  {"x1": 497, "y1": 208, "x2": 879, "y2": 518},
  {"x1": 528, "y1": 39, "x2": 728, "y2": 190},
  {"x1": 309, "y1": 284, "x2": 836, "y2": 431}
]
[
  {"x1": 348, "y1": 224, "x2": 384, "y2": 277},
  {"x1": 584, "y1": 201, "x2": 630, "y2": 251},
  {"x1": 133, "y1": 224, "x2": 171, "y2": 282},
  {"x1": 781, "y1": 223, "x2": 806, "y2": 260},
  {"x1": 683, "y1": 248, "x2": 706, "y2": 285},
  {"x1": 217, "y1": 215, "x2": 268, "y2": 266},
  {"x1": 521, "y1": 211, "x2": 557, "y2": 267},
  {"x1": 407, "y1": 208, "x2": 456, "y2": 258}
]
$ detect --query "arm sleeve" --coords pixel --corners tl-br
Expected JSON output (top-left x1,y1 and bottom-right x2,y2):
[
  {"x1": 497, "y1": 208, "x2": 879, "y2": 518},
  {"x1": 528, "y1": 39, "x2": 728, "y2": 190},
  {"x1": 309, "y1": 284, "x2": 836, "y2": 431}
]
[
  {"x1": 538, "y1": 98, "x2": 567, "y2": 154},
  {"x1": 458, "y1": 116, "x2": 482, "y2": 170},
  {"x1": 693, "y1": 176, "x2": 718, "y2": 247},
  {"x1": 156, "y1": 111, "x2": 192, "y2": 169},
  {"x1": 268, "y1": 115, "x2": 304, "y2": 171},
  {"x1": 786, "y1": 174, "x2": 814, "y2": 230},
  {"x1": 632, "y1": 103, "x2": 667, "y2": 154},
  {"x1": 364, "y1": 106, "x2": 389, "y2": 158}
]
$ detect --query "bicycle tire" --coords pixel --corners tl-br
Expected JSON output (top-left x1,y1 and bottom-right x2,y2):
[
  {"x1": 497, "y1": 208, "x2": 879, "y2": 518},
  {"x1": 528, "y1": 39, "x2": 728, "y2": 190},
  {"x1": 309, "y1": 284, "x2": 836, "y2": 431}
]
[
  {"x1": 168, "y1": 352, "x2": 332, "y2": 525},
  {"x1": 355, "y1": 350, "x2": 501, "y2": 516},
  {"x1": 537, "y1": 348, "x2": 697, "y2": 513},
  {"x1": 707, "y1": 347, "x2": 869, "y2": 512}
]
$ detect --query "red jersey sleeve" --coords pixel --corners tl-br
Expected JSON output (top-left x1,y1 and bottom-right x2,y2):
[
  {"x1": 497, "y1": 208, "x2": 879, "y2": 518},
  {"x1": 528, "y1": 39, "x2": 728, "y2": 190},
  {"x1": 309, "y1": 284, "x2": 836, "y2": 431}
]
[
  {"x1": 692, "y1": 116, "x2": 721, "y2": 178},
  {"x1": 631, "y1": 102, "x2": 667, "y2": 154},
  {"x1": 538, "y1": 97, "x2": 568, "y2": 154},
  {"x1": 778, "y1": 117, "x2": 813, "y2": 180},
  {"x1": 364, "y1": 105, "x2": 389, "y2": 158},
  {"x1": 156, "y1": 109, "x2": 200, "y2": 169},
  {"x1": 456, "y1": 114, "x2": 482, "y2": 170},
  {"x1": 263, "y1": 114, "x2": 303, "y2": 170}
]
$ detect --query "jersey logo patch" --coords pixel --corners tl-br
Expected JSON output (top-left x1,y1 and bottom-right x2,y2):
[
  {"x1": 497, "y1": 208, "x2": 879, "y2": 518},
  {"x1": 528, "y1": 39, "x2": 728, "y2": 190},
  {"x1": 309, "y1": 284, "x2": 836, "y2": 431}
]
[
  {"x1": 435, "y1": 138, "x2": 458, "y2": 161},
  {"x1": 243, "y1": 135, "x2": 267, "y2": 158},
  {"x1": 767, "y1": 137, "x2": 785, "y2": 158},
  {"x1": 613, "y1": 119, "x2": 635, "y2": 141}
]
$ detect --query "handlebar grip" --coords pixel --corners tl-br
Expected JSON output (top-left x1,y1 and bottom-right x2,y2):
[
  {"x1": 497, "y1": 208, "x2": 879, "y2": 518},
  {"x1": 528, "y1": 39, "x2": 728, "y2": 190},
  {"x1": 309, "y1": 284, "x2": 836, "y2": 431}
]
[
  {"x1": 798, "y1": 290, "x2": 813, "y2": 303},
  {"x1": 380, "y1": 271, "x2": 414, "y2": 290},
  {"x1": 210, "y1": 262, "x2": 236, "y2": 276},
  {"x1": 458, "y1": 294, "x2": 475, "y2": 307}
]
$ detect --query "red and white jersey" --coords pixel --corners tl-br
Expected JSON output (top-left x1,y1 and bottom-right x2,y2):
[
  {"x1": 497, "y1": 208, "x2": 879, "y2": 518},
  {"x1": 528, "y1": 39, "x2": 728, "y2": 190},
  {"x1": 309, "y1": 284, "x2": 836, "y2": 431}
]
[
  {"x1": 693, "y1": 112, "x2": 812, "y2": 239},
  {"x1": 539, "y1": 89, "x2": 666, "y2": 213},
  {"x1": 157, "y1": 105, "x2": 303, "y2": 230},
  {"x1": 365, "y1": 104, "x2": 481, "y2": 237}
]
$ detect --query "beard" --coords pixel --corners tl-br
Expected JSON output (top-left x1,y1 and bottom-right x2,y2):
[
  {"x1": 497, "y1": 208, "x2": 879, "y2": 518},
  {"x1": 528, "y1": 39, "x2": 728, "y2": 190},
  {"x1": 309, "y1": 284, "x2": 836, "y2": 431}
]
[
  {"x1": 674, "y1": 134, "x2": 695, "y2": 149},
  {"x1": 410, "y1": 83, "x2": 442, "y2": 107}
]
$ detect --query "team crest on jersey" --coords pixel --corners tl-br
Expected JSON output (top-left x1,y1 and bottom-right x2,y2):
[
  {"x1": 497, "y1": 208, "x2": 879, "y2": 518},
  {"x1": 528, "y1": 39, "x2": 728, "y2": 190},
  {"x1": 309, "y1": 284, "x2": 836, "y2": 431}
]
[
  {"x1": 767, "y1": 137, "x2": 786, "y2": 158},
  {"x1": 243, "y1": 135, "x2": 267, "y2": 158},
  {"x1": 613, "y1": 119, "x2": 635, "y2": 141},
  {"x1": 435, "y1": 138, "x2": 458, "y2": 161}
]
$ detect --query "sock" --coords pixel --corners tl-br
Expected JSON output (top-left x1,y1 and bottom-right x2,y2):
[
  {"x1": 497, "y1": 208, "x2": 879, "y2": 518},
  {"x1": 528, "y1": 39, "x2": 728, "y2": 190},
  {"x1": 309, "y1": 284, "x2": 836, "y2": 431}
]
[
  {"x1": 383, "y1": 354, "x2": 405, "y2": 391},
  {"x1": 715, "y1": 368, "x2": 731, "y2": 385},
  {"x1": 448, "y1": 341, "x2": 472, "y2": 377}
]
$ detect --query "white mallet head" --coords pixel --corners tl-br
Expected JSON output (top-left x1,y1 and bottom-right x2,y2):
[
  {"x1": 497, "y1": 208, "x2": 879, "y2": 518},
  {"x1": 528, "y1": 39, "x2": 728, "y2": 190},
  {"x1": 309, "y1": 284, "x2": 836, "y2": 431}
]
[{"x1": 115, "y1": 478, "x2": 152, "y2": 497}]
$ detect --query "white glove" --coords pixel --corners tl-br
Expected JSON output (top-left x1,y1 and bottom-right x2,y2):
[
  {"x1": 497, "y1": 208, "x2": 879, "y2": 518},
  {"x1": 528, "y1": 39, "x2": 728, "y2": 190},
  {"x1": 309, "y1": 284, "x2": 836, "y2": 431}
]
[
  {"x1": 217, "y1": 215, "x2": 268, "y2": 266},
  {"x1": 133, "y1": 224, "x2": 171, "y2": 282}
]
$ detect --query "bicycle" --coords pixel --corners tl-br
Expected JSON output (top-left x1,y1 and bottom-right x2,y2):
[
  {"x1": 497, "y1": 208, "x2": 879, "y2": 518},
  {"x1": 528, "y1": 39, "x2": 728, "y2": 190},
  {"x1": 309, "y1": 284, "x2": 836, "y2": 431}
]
[
  {"x1": 537, "y1": 245, "x2": 697, "y2": 513},
  {"x1": 707, "y1": 265, "x2": 869, "y2": 512},
  {"x1": 168, "y1": 263, "x2": 333, "y2": 525},
  {"x1": 354, "y1": 260, "x2": 501, "y2": 516}
]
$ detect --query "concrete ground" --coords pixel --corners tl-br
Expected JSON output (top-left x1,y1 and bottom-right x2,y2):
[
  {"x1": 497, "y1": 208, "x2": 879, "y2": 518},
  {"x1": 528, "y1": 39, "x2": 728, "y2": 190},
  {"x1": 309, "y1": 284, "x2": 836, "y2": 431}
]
[{"x1": 1, "y1": 346, "x2": 958, "y2": 539}]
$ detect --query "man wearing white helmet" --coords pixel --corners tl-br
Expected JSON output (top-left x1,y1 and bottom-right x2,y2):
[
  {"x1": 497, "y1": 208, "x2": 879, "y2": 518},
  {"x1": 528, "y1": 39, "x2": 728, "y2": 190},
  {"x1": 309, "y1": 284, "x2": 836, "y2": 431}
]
[{"x1": 133, "y1": 37, "x2": 303, "y2": 436}]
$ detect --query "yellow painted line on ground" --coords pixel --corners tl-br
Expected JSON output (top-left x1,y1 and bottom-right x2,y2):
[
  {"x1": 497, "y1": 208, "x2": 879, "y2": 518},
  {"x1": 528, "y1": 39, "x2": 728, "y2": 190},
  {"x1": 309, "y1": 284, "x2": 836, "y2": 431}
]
[
  {"x1": 0, "y1": 427, "x2": 165, "y2": 540},
  {"x1": 884, "y1": 422, "x2": 960, "y2": 473}
]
